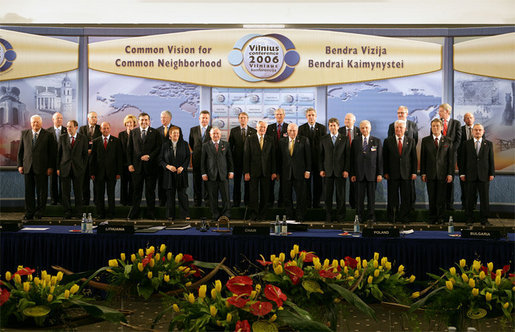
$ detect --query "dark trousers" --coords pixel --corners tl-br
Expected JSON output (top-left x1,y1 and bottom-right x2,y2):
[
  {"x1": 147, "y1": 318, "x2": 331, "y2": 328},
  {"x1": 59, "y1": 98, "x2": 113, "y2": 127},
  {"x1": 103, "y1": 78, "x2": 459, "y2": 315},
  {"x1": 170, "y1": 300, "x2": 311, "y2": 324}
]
[
  {"x1": 157, "y1": 169, "x2": 167, "y2": 207},
  {"x1": 49, "y1": 172, "x2": 61, "y2": 204},
  {"x1": 128, "y1": 172, "x2": 157, "y2": 219},
  {"x1": 61, "y1": 172, "x2": 83, "y2": 216},
  {"x1": 387, "y1": 179, "x2": 411, "y2": 222},
  {"x1": 248, "y1": 175, "x2": 271, "y2": 220},
  {"x1": 445, "y1": 179, "x2": 455, "y2": 210},
  {"x1": 306, "y1": 171, "x2": 323, "y2": 208},
  {"x1": 24, "y1": 171, "x2": 48, "y2": 218},
  {"x1": 207, "y1": 179, "x2": 230, "y2": 220},
  {"x1": 282, "y1": 177, "x2": 307, "y2": 221},
  {"x1": 348, "y1": 181, "x2": 356, "y2": 209},
  {"x1": 356, "y1": 180, "x2": 376, "y2": 222},
  {"x1": 165, "y1": 187, "x2": 189, "y2": 219},
  {"x1": 192, "y1": 164, "x2": 208, "y2": 206},
  {"x1": 324, "y1": 176, "x2": 346, "y2": 221},
  {"x1": 95, "y1": 176, "x2": 116, "y2": 217},
  {"x1": 465, "y1": 180, "x2": 490, "y2": 223},
  {"x1": 82, "y1": 161, "x2": 96, "y2": 205},
  {"x1": 120, "y1": 169, "x2": 133, "y2": 206},
  {"x1": 232, "y1": 167, "x2": 249, "y2": 207},
  {"x1": 269, "y1": 179, "x2": 283, "y2": 207},
  {"x1": 426, "y1": 179, "x2": 447, "y2": 223}
]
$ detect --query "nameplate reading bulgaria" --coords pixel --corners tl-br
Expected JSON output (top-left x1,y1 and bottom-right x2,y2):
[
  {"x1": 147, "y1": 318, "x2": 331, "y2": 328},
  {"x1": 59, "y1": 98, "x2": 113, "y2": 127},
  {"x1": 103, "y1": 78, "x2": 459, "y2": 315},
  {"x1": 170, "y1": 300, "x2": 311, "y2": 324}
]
[{"x1": 461, "y1": 229, "x2": 503, "y2": 240}]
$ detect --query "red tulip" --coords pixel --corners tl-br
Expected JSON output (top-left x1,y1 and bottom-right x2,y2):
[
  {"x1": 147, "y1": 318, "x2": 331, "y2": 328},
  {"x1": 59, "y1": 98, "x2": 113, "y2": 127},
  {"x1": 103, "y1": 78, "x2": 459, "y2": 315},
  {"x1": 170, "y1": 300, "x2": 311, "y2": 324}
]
[
  {"x1": 227, "y1": 295, "x2": 249, "y2": 308},
  {"x1": 226, "y1": 276, "x2": 253, "y2": 296},
  {"x1": 250, "y1": 301, "x2": 273, "y2": 316},
  {"x1": 264, "y1": 284, "x2": 287, "y2": 307},
  {"x1": 235, "y1": 320, "x2": 251, "y2": 332},
  {"x1": 319, "y1": 269, "x2": 339, "y2": 279},
  {"x1": 183, "y1": 254, "x2": 194, "y2": 262},
  {"x1": 0, "y1": 288, "x2": 10, "y2": 306},
  {"x1": 13, "y1": 267, "x2": 35, "y2": 276},
  {"x1": 284, "y1": 265, "x2": 304, "y2": 285},
  {"x1": 345, "y1": 256, "x2": 358, "y2": 269}
]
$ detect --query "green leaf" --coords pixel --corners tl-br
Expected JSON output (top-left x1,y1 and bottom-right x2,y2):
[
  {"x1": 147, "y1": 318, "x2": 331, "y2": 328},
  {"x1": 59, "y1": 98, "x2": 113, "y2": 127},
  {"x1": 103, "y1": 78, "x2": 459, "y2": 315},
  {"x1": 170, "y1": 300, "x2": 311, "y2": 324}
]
[
  {"x1": 263, "y1": 273, "x2": 283, "y2": 283},
  {"x1": 302, "y1": 280, "x2": 324, "y2": 294},
  {"x1": 124, "y1": 264, "x2": 132, "y2": 278},
  {"x1": 409, "y1": 286, "x2": 446, "y2": 312},
  {"x1": 137, "y1": 284, "x2": 155, "y2": 300},
  {"x1": 68, "y1": 298, "x2": 127, "y2": 323},
  {"x1": 277, "y1": 308, "x2": 332, "y2": 332},
  {"x1": 192, "y1": 260, "x2": 220, "y2": 269},
  {"x1": 327, "y1": 283, "x2": 376, "y2": 320},
  {"x1": 370, "y1": 285, "x2": 383, "y2": 301},
  {"x1": 22, "y1": 305, "x2": 51, "y2": 317},
  {"x1": 252, "y1": 320, "x2": 279, "y2": 332}
]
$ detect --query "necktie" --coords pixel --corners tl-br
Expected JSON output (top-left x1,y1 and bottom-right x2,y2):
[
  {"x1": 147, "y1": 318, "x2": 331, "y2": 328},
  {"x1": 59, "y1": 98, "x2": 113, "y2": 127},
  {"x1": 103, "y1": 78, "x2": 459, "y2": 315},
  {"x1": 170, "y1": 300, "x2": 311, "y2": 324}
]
[
  {"x1": 215, "y1": 142, "x2": 219, "y2": 152},
  {"x1": 56, "y1": 128, "x2": 60, "y2": 139},
  {"x1": 277, "y1": 124, "x2": 282, "y2": 140},
  {"x1": 332, "y1": 135, "x2": 336, "y2": 145},
  {"x1": 259, "y1": 136, "x2": 264, "y2": 150},
  {"x1": 33, "y1": 132, "x2": 38, "y2": 145},
  {"x1": 141, "y1": 129, "x2": 147, "y2": 141},
  {"x1": 89, "y1": 126, "x2": 94, "y2": 138},
  {"x1": 71, "y1": 136, "x2": 75, "y2": 148},
  {"x1": 347, "y1": 128, "x2": 352, "y2": 145},
  {"x1": 104, "y1": 137, "x2": 108, "y2": 150},
  {"x1": 443, "y1": 119, "x2": 448, "y2": 136},
  {"x1": 468, "y1": 127, "x2": 472, "y2": 140},
  {"x1": 242, "y1": 128, "x2": 246, "y2": 142},
  {"x1": 434, "y1": 137, "x2": 439, "y2": 149},
  {"x1": 164, "y1": 126, "x2": 168, "y2": 138},
  {"x1": 173, "y1": 144, "x2": 176, "y2": 157},
  {"x1": 475, "y1": 140, "x2": 480, "y2": 155},
  {"x1": 398, "y1": 137, "x2": 403, "y2": 155},
  {"x1": 289, "y1": 139, "x2": 294, "y2": 156},
  {"x1": 201, "y1": 127, "x2": 205, "y2": 139},
  {"x1": 362, "y1": 137, "x2": 368, "y2": 152}
]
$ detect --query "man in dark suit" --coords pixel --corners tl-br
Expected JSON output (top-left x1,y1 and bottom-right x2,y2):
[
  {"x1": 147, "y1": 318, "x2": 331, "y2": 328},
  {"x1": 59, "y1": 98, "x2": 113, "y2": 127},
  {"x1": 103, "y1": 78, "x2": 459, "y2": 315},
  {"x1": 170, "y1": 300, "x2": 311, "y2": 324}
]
[
  {"x1": 90, "y1": 122, "x2": 123, "y2": 219},
  {"x1": 437, "y1": 103, "x2": 462, "y2": 210},
  {"x1": 127, "y1": 113, "x2": 162, "y2": 220},
  {"x1": 458, "y1": 112, "x2": 479, "y2": 210},
  {"x1": 189, "y1": 110, "x2": 211, "y2": 207},
  {"x1": 47, "y1": 112, "x2": 66, "y2": 205},
  {"x1": 458, "y1": 124, "x2": 495, "y2": 226},
  {"x1": 229, "y1": 112, "x2": 256, "y2": 208},
  {"x1": 156, "y1": 110, "x2": 183, "y2": 207},
  {"x1": 383, "y1": 120, "x2": 418, "y2": 223},
  {"x1": 57, "y1": 120, "x2": 88, "y2": 218},
  {"x1": 201, "y1": 127, "x2": 234, "y2": 221},
  {"x1": 420, "y1": 119, "x2": 454, "y2": 224},
  {"x1": 243, "y1": 120, "x2": 277, "y2": 221},
  {"x1": 265, "y1": 108, "x2": 289, "y2": 207},
  {"x1": 338, "y1": 113, "x2": 360, "y2": 209},
  {"x1": 350, "y1": 120, "x2": 383, "y2": 223},
  {"x1": 278, "y1": 123, "x2": 311, "y2": 222},
  {"x1": 17, "y1": 115, "x2": 56, "y2": 220},
  {"x1": 78, "y1": 111, "x2": 101, "y2": 206},
  {"x1": 298, "y1": 107, "x2": 326, "y2": 208},
  {"x1": 319, "y1": 118, "x2": 350, "y2": 222}
]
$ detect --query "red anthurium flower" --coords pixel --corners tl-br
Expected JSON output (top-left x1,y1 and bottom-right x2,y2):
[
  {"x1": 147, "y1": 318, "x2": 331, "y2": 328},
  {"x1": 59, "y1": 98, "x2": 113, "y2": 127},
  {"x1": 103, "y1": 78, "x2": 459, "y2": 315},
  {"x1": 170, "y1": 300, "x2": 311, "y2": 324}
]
[
  {"x1": 235, "y1": 320, "x2": 251, "y2": 332},
  {"x1": 226, "y1": 276, "x2": 253, "y2": 296},
  {"x1": 257, "y1": 254, "x2": 272, "y2": 266},
  {"x1": 162, "y1": 257, "x2": 165, "y2": 262},
  {"x1": 0, "y1": 288, "x2": 10, "y2": 306},
  {"x1": 227, "y1": 295, "x2": 249, "y2": 308},
  {"x1": 284, "y1": 265, "x2": 304, "y2": 285},
  {"x1": 502, "y1": 265, "x2": 511, "y2": 275},
  {"x1": 264, "y1": 284, "x2": 287, "y2": 307},
  {"x1": 480, "y1": 266, "x2": 488, "y2": 274},
  {"x1": 141, "y1": 252, "x2": 154, "y2": 268},
  {"x1": 319, "y1": 269, "x2": 339, "y2": 279},
  {"x1": 300, "y1": 251, "x2": 317, "y2": 263},
  {"x1": 182, "y1": 254, "x2": 194, "y2": 262},
  {"x1": 189, "y1": 264, "x2": 202, "y2": 278},
  {"x1": 14, "y1": 267, "x2": 35, "y2": 276},
  {"x1": 250, "y1": 301, "x2": 273, "y2": 316},
  {"x1": 345, "y1": 256, "x2": 358, "y2": 269}
]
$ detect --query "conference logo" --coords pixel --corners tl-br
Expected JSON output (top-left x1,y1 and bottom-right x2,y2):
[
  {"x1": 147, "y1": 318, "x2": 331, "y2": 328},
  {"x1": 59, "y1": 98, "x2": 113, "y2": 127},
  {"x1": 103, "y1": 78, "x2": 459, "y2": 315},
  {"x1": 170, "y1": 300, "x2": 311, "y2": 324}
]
[
  {"x1": 0, "y1": 39, "x2": 17, "y2": 72},
  {"x1": 228, "y1": 34, "x2": 300, "y2": 82}
]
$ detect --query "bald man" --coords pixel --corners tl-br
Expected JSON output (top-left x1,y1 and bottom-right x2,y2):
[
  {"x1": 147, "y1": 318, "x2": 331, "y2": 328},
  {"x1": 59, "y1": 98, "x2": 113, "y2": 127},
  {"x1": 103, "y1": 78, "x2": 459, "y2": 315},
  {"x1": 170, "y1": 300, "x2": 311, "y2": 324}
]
[
  {"x1": 79, "y1": 111, "x2": 102, "y2": 206},
  {"x1": 47, "y1": 112, "x2": 67, "y2": 205}
]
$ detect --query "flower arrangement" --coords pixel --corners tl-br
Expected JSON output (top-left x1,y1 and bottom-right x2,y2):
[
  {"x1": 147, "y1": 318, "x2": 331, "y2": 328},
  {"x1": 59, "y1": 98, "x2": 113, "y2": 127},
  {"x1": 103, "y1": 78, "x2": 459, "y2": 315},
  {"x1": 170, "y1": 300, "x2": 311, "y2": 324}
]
[
  {"x1": 411, "y1": 259, "x2": 514, "y2": 329},
  {"x1": 0, "y1": 266, "x2": 125, "y2": 327},
  {"x1": 155, "y1": 276, "x2": 331, "y2": 332},
  {"x1": 105, "y1": 244, "x2": 205, "y2": 299}
]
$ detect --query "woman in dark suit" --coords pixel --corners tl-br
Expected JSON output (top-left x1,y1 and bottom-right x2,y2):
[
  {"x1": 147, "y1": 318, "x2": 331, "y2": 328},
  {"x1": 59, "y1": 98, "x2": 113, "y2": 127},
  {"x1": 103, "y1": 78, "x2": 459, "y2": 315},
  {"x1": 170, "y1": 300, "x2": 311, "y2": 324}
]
[
  {"x1": 118, "y1": 114, "x2": 137, "y2": 206},
  {"x1": 160, "y1": 126, "x2": 191, "y2": 221}
]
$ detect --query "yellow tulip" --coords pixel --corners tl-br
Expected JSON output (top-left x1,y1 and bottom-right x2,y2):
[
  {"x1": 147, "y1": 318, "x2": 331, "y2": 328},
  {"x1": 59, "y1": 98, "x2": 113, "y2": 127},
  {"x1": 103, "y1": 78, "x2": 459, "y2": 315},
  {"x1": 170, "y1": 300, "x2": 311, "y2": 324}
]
[
  {"x1": 34, "y1": 277, "x2": 40, "y2": 286},
  {"x1": 462, "y1": 273, "x2": 469, "y2": 283},
  {"x1": 362, "y1": 260, "x2": 368, "y2": 268},
  {"x1": 367, "y1": 276, "x2": 373, "y2": 284},
  {"x1": 459, "y1": 259, "x2": 466, "y2": 268},
  {"x1": 385, "y1": 262, "x2": 392, "y2": 271},
  {"x1": 472, "y1": 260, "x2": 481, "y2": 271},
  {"x1": 138, "y1": 248, "x2": 144, "y2": 257},
  {"x1": 469, "y1": 279, "x2": 475, "y2": 288},
  {"x1": 23, "y1": 282, "x2": 30, "y2": 292},
  {"x1": 27, "y1": 275, "x2": 33, "y2": 281},
  {"x1": 347, "y1": 276, "x2": 354, "y2": 281},
  {"x1": 356, "y1": 257, "x2": 361, "y2": 265},
  {"x1": 215, "y1": 280, "x2": 222, "y2": 293},
  {"x1": 255, "y1": 284, "x2": 261, "y2": 293},
  {"x1": 374, "y1": 269, "x2": 380, "y2": 278},
  {"x1": 408, "y1": 275, "x2": 416, "y2": 283},
  {"x1": 199, "y1": 285, "x2": 207, "y2": 299},
  {"x1": 211, "y1": 288, "x2": 217, "y2": 299},
  {"x1": 293, "y1": 244, "x2": 299, "y2": 255},
  {"x1": 155, "y1": 253, "x2": 160, "y2": 262},
  {"x1": 288, "y1": 260, "x2": 298, "y2": 267},
  {"x1": 446, "y1": 280, "x2": 453, "y2": 290},
  {"x1": 495, "y1": 275, "x2": 501, "y2": 286},
  {"x1": 4, "y1": 271, "x2": 11, "y2": 281},
  {"x1": 42, "y1": 281, "x2": 47, "y2": 288},
  {"x1": 138, "y1": 263, "x2": 144, "y2": 272},
  {"x1": 270, "y1": 254, "x2": 276, "y2": 261},
  {"x1": 374, "y1": 252, "x2": 379, "y2": 261},
  {"x1": 14, "y1": 274, "x2": 21, "y2": 284},
  {"x1": 270, "y1": 314, "x2": 277, "y2": 322},
  {"x1": 149, "y1": 258, "x2": 155, "y2": 268},
  {"x1": 398, "y1": 265, "x2": 404, "y2": 273},
  {"x1": 274, "y1": 264, "x2": 283, "y2": 275},
  {"x1": 147, "y1": 246, "x2": 155, "y2": 254},
  {"x1": 64, "y1": 289, "x2": 70, "y2": 299},
  {"x1": 336, "y1": 274, "x2": 342, "y2": 280},
  {"x1": 354, "y1": 270, "x2": 360, "y2": 278},
  {"x1": 131, "y1": 254, "x2": 136, "y2": 263},
  {"x1": 479, "y1": 271, "x2": 486, "y2": 280},
  {"x1": 188, "y1": 293, "x2": 195, "y2": 304},
  {"x1": 49, "y1": 286, "x2": 55, "y2": 294},
  {"x1": 51, "y1": 276, "x2": 57, "y2": 286},
  {"x1": 47, "y1": 294, "x2": 53, "y2": 302},
  {"x1": 485, "y1": 292, "x2": 492, "y2": 301},
  {"x1": 164, "y1": 275, "x2": 170, "y2": 283},
  {"x1": 332, "y1": 259, "x2": 339, "y2": 268},
  {"x1": 411, "y1": 292, "x2": 420, "y2": 298},
  {"x1": 226, "y1": 313, "x2": 232, "y2": 323},
  {"x1": 487, "y1": 262, "x2": 493, "y2": 272},
  {"x1": 108, "y1": 259, "x2": 118, "y2": 267},
  {"x1": 41, "y1": 270, "x2": 47, "y2": 279},
  {"x1": 512, "y1": 286, "x2": 515, "y2": 292},
  {"x1": 70, "y1": 284, "x2": 80, "y2": 294},
  {"x1": 175, "y1": 253, "x2": 183, "y2": 264},
  {"x1": 56, "y1": 271, "x2": 63, "y2": 282},
  {"x1": 45, "y1": 275, "x2": 51, "y2": 284},
  {"x1": 314, "y1": 261, "x2": 322, "y2": 270},
  {"x1": 210, "y1": 305, "x2": 217, "y2": 317},
  {"x1": 160, "y1": 244, "x2": 166, "y2": 253},
  {"x1": 343, "y1": 266, "x2": 349, "y2": 274},
  {"x1": 120, "y1": 253, "x2": 126, "y2": 261},
  {"x1": 373, "y1": 260, "x2": 379, "y2": 269},
  {"x1": 172, "y1": 304, "x2": 180, "y2": 312},
  {"x1": 312, "y1": 257, "x2": 320, "y2": 266},
  {"x1": 250, "y1": 291, "x2": 257, "y2": 300},
  {"x1": 449, "y1": 277, "x2": 456, "y2": 285},
  {"x1": 503, "y1": 302, "x2": 510, "y2": 309},
  {"x1": 496, "y1": 269, "x2": 502, "y2": 277},
  {"x1": 299, "y1": 252, "x2": 306, "y2": 261},
  {"x1": 167, "y1": 252, "x2": 172, "y2": 261},
  {"x1": 471, "y1": 288, "x2": 479, "y2": 297},
  {"x1": 381, "y1": 257, "x2": 388, "y2": 266},
  {"x1": 147, "y1": 271, "x2": 153, "y2": 279},
  {"x1": 279, "y1": 253, "x2": 285, "y2": 262},
  {"x1": 449, "y1": 267, "x2": 456, "y2": 276},
  {"x1": 185, "y1": 282, "x2": 192, "y2": 287},
  {"x1": 340, "y1": 259, "x2": 346, "y2": 267}
]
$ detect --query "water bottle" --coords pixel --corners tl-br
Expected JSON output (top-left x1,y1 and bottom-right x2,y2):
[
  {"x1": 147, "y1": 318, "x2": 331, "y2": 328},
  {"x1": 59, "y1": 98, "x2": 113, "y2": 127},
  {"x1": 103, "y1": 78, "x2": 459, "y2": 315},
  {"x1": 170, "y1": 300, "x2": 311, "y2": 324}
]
[
  {"x1": 86, "y1": 213, "x2": 93, "y2": 233},
  {"x1": 353, "y1": 215, "x2": 360, "y2": 233},
  {"x1": 274, "y1": 215, "x2": 281, "y2": 235},
  {"x1": 81, "y1": 213, "x2": 87, "y2": 233},
  {"x1": 448, "y1": 216, "x2": 454, "y2": 234},
  {"x1": 281, "y1": 215, "x2": 288, "y2": 236}
]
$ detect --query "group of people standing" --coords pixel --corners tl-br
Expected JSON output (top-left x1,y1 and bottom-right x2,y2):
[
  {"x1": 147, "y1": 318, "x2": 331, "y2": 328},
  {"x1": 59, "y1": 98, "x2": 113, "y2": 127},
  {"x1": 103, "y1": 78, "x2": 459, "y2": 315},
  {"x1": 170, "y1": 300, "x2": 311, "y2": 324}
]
[{"x1": 17, "y1": 103, "x2": 494, "y2": 225}]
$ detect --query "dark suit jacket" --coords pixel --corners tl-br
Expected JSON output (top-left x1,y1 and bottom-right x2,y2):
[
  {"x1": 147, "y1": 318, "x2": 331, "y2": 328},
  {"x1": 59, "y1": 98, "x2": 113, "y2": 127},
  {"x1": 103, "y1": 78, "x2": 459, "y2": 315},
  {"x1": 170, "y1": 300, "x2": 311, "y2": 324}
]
[
  {"x1": 388, "y1": 120, "x2": 419, "y2": 145},
  {"x1": 338, "y1": 126, "x2": 360, "y2": 143},
  {"x1": 229, "y1": 126, "x2": 257, "y2": 170},
  {"x1": 319, "y1": 133, "x2": 350, "y2": 177},
  {"x1": 17, "y1": 129, "x2": 56, "y2": 174},
  {"x1": 298, "y1": 122, "x2": 326, "y2": 169},
  {"x1": 420, "y1": 135, "x2": 454, "y2": 180},
  {"x1": 57, "y1": 133, "x2": 88, "y2": 177},
  {"x1": 189, "y1": 125, "x2": 212, "y2": 167},
  {"x1": 243, "y1": 133, "x2": 276, "y2": 178},
  {"x1": 430, "y1": 118, "x2": 461, "y2": 151},
  {"x1": 90, "y1": 135, "x2": 123, "y2": 179},
  {"x1": 159, "y1": 139, "x2": 190, "y2": 189},
  {"x1": 458, "y1": 138, "x2": 495, "y2": 182},
  {"x1": 157, "y1": 124, "x2": 183, "y2": 141},
  {"x1": 118, "y1": 131, "x2": 130, "y2": 167},
  {"x1": 350, "y1": 136, "x2": 383, "y2": 181},
  {"x1": 79, "y1": 124, "x2": 101, "y2": 149},
  {"x1": 201, "y1": 140, "x2": 233, "y2": 180},
  {"x1": 47, "y1": 126, "x2": 68, "y2": 144},
  {"x1": 265, "y1": 122, "x2": 289, "y2": 146},
  {"x1": 278, "y1": 136, "x2": 311, "y2": 180},
  {"x1": 458, "y1": 125, "x2": 486, "y2": 156},
  {"x1": 383, "y1": 136, "x2": 417, "y2": 180},
  {"x1": 127, "y1": 127, "x2": 162, "y2": 174}
]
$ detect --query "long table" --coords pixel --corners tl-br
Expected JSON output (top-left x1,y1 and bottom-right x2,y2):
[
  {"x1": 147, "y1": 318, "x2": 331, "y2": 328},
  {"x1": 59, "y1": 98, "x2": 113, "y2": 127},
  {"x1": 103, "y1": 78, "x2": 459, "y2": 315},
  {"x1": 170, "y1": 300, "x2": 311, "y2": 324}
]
[{"x1": 1, "y1": 226, "x2": 513, "y2": 279}]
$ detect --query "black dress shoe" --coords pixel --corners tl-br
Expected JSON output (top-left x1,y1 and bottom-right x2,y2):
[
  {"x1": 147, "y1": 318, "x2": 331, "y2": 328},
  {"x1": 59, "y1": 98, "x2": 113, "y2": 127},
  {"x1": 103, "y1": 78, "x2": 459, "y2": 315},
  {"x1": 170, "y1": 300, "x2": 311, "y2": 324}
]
[{"x1": 22, "y1": 214, "x2": 33, "y2": 221}]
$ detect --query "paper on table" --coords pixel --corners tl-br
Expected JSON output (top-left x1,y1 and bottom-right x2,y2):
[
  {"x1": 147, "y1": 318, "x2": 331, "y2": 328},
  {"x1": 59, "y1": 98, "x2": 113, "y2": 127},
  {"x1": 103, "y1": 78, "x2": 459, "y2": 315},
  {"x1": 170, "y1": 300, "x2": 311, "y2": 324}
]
[{"x1": 21, "y1": 227, "x2": 49, "y2": 231}]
